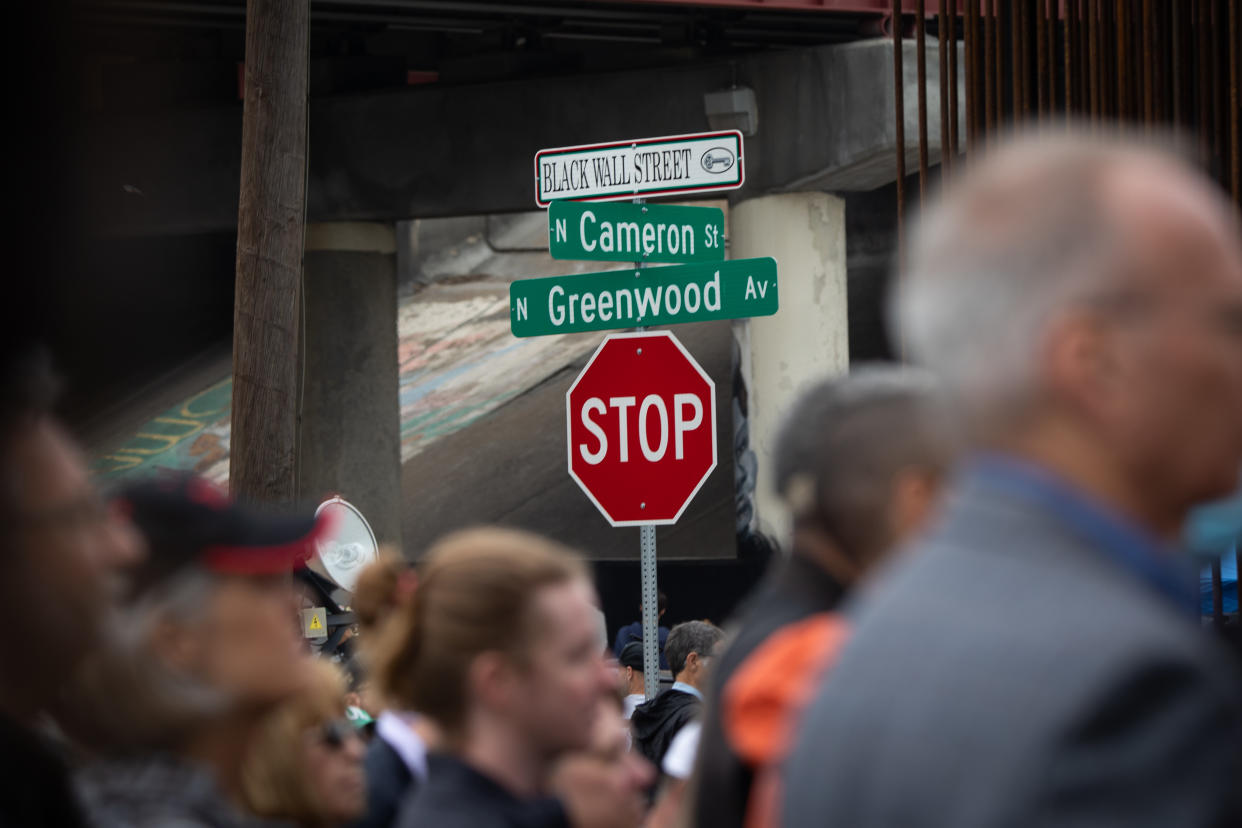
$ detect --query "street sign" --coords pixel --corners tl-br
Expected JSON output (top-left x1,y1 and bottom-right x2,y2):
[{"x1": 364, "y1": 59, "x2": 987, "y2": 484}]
[
  {"x1": 548, "y1": 201, "x2": 725, "y2": 263},
  {"x1": 534, "y1": 130, "x2": 744, "y2": 207},
  {"x1": 510, "y1": 257, "x2": 777, "y2": 338},
  {"x1": 566, "y1": 331, "x2": 717, "y2": 526}
]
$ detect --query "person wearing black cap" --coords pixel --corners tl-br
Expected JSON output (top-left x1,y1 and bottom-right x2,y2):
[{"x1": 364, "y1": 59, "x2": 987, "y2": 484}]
[
  {"x1": 617, "y1": 641, "x2": 646, "y2": 720},
  {"x1": 61, "y1": 473, "x2": 332, "y2": 828}
]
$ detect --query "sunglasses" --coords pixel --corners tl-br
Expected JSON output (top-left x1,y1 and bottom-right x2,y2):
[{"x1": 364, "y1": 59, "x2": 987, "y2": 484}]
[{"x1": 316, "y1": 719, "x2": 359, "y2": 751}]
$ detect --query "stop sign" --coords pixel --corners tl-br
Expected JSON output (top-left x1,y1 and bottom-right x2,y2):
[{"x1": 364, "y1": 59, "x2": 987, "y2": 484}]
[{"x1": 566, "y1": 331, "x2": 717, "y2": 526}]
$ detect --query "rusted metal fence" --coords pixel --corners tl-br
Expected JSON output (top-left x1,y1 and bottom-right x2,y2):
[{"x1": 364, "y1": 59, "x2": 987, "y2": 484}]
[
  {"x1": 892, "y1": 0, "x2": 1240, "y2": 208},
  {"x1": 890, "y1": 0, "x2": 1241, "y2": 628}
]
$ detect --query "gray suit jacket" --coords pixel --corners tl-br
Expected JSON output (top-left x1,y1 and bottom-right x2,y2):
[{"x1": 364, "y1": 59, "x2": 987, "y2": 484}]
[{"x1": 782, "y1": 468, "x2": 1242, "y2": 828}]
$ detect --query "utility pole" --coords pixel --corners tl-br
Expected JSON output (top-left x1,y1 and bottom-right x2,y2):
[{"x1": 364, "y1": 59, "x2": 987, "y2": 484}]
[{"x1": 230, "y1": 0, "x2": 309, "y2": 504}]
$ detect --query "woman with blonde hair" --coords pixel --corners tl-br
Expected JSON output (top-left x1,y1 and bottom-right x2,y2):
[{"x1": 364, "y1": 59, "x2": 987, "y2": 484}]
[
  {"x1": 374, "y1": 527, "x2": 648, "y2": 828},
  {"x1": 242, "y1": 658, "x2": 366, "y2": 828}
]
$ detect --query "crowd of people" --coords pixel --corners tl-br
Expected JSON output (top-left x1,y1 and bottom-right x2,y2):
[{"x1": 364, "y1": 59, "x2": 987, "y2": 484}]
[{"x1": 3, "y1": 127, "x2": 1241, "y2": 828}]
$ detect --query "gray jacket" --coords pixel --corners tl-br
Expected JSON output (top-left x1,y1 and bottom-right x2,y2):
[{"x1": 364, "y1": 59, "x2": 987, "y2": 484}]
[
  {"x1": 782, "y1": 464, "x2": 1242, "y2": 828},
  {"x1": 76, "y1": 754, "x2": 285, "y2": 828}
]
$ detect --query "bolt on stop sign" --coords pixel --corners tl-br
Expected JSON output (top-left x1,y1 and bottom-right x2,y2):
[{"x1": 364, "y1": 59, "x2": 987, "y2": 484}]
[{"x1": 566, "y1": 331, "x2": 717, "y2": 526}]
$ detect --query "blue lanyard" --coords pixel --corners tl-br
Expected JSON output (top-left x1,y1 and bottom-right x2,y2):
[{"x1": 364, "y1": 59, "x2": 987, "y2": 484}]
[{"x1": 970, "y1": 456, "x2": 1200, "y2": 617}]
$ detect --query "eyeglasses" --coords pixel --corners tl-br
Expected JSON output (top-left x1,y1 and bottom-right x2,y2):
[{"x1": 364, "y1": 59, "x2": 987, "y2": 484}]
[{"x1": 316, "y1": 719, "x2": 359, "y2": 751}]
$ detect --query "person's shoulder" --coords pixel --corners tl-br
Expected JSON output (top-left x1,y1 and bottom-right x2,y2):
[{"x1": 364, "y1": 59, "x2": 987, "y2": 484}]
[
  {"x1": 397, "y1": 779, "x2": 564, "y2": 828},
  {"x1": 364, "y1": 735, "x2": 407, "y2": 772}
]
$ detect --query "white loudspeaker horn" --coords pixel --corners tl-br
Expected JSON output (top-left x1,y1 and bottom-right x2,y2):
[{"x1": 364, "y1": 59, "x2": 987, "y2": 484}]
[{"x1": 312, "y1": 496, "x2": 379, "y2": 593}]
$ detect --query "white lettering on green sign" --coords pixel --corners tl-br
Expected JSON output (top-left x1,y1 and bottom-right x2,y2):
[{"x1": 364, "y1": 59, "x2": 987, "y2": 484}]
[
  {"x1": 546, "y1": 271, "x2": 722, "y2": 328},
  {"x1": 548, "y1": 202, "x2": 724, "y2": 264},
  {"x1": 509, "y1": 257, "x2": 778, "y2": 337}
]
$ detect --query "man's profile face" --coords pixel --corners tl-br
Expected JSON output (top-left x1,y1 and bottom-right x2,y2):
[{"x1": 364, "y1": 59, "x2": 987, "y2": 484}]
[
  {"x1": 9, "y1": 418, "x2": 144, "y2": 682},
  {"x1": 1093, "y1": 168, "x2": 1242, "y2": 517}
]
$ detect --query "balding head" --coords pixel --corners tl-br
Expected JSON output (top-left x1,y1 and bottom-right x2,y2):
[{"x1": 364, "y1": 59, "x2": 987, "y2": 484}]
[{"x1": 895, "y1": 128, "x2": 1242, "y2": 528}]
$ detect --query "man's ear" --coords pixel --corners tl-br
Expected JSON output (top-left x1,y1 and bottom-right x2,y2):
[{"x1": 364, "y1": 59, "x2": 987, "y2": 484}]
[
  {"x1": 468, "y1": 651, "x2": 516, "y2": 711},
  {"x1": 1041, "y1": 309, "x2": 1119, "y2": 424},
  {"x1": 684, "y1": 651, "x2": 701, "y2": 673}
]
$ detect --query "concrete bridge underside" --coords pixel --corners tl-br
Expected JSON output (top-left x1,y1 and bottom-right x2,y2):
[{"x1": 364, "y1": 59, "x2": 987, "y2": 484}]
[{"x1": 87, "y1": 38, "x2": 957, "y2": 236}]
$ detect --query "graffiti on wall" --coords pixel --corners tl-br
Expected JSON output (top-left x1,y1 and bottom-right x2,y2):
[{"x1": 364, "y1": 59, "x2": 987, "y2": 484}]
[{"x1": 91, "y1": 378, "x2": 233, "y2": 486}]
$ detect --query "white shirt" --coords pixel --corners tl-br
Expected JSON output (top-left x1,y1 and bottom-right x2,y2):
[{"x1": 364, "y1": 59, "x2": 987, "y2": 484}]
[
  {"x1": 661, "y1": 720, "x2": 701, "y2": 780},
  {"x1": 623, "y1": 693, "x2": 645, "y2": 720},
  {"x1": 376, "y1": 710, "x2": 430, "y2": 782}
]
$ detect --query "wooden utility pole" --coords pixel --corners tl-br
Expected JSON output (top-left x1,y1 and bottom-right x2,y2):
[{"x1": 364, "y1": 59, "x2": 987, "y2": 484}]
[{"x1": 230, "y1": 0, "x2": 309, "y2": 504}]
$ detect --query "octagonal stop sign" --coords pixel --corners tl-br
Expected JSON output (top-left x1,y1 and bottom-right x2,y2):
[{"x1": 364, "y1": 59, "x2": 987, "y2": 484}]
[{"x1": 566, "y1": 331, "x2": 717, "y2": 526}]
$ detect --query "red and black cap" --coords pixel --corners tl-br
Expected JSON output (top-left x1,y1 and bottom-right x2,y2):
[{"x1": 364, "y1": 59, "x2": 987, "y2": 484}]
[{"x1": 113, "y1": 473, "x2": 334, "y2": 596}]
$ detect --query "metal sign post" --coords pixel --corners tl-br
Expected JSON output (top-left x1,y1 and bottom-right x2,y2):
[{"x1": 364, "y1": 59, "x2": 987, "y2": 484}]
[
  {"x1": 633, "y1": 196, "x2": 662, "y2": 700},
  {"x1": 640, "y1": 523, "x2": 660, "y2": 700}
]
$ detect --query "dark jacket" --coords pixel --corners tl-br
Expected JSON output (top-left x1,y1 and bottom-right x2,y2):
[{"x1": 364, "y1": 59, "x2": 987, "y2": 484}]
[
  {"x1": 75, "y1": 754, "x2": 273, "y2": 828},
  {"x1": 348, "y1": 737, "x2": 416, "y2": 828},
  {"x1": 689, "y1": 553, "x2": 846, "y2": 828},
  {"x1": 630, "y1": 688, "x2": 700, "y2": 769},
  {"x1": 396, "y1": 753, "x2": 568, "y2": 828},
  {"x1": 0, "y1": 713, "x2": 89, "y2": 828}
]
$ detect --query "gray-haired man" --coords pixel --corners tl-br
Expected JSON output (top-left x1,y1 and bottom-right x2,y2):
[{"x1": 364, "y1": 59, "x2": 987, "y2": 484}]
[
  {"x1": 784, "y1": 131, "x2": 1242, "y2": 827},
  {"x1": 631, "y1": 620, "x2": 723, "y2": 769}
]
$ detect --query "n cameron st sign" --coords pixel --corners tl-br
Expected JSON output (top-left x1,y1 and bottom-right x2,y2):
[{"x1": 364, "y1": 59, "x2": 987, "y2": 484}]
[{"x1": 534, "y1": 130, "x2": 744, "y2": 207}]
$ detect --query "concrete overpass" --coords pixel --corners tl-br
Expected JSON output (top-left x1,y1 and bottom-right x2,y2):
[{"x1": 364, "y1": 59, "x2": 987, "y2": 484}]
[{"x1": 63, "y1": 0, "x2": 961, "y2": 594}]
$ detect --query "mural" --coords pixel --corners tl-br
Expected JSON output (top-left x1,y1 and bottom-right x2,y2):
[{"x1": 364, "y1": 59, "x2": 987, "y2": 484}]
[
  {"x1": 92, "y1": 378, "x2": 233, "y2": 485},
  {"x1": 91, "y1": 283, "x2": 600, "y2": 488}
]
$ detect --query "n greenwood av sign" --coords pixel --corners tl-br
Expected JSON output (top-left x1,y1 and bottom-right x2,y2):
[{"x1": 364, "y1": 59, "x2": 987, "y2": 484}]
[{"x1": 509, "y1": 257, "x2": 777, "y2": 338}]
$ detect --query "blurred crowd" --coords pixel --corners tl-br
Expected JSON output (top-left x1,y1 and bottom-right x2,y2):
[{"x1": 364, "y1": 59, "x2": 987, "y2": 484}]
[{"x1": 3, "y1": 128, "x2": 1241, "y2": 828}]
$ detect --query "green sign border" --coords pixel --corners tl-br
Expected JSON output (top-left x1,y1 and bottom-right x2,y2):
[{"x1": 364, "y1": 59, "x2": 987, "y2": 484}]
[
  {"x1": 548, "y1": 201, "x2": 725, "y2": 264},
  {"x1": 510, "y1": 257, "x2": 778, "y2": 338}
]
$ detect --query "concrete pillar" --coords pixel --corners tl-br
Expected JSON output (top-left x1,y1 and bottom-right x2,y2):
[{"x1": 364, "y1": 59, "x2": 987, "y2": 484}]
[
  {"x1": 730, "y1": 193, "x2": 848, "y2": 546},
  {"x1": 299, "y1": 222, "x2": 402, "y2": 545}
]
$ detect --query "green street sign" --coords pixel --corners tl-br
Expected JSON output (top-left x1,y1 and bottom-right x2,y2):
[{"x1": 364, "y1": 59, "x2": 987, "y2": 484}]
[
  {"x1": 548, "y1": 201, "x2": 725, "y2": 263},
  {"x1": 510, "y1": 257, "x2": 777, "y2": 338}
]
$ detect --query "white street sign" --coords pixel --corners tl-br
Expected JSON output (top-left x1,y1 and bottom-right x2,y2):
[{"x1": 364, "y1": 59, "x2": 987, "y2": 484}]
[{"x1": 534, "y1": 130, "x2": 744, "y2": 208}]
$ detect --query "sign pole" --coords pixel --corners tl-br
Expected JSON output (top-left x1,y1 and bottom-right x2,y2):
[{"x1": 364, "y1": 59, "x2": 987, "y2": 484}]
[
  {"x1": 631, "y1": 194, "x2": 662, "y2": 700},
  {"x1": 640, "y1": 523, "x2": 660, "y2": 700}
]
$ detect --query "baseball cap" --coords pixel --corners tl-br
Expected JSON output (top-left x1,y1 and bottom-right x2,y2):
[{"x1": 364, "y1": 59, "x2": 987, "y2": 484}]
[
  {"x1": 619, "y1": 640, "x2": 645, "y2": 671},
  {"x1": 113, "y1": 473, "x2": 333, "y2": 596}
]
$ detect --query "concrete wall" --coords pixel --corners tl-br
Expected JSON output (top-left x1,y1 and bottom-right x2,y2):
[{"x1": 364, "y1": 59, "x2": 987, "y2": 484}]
[
  {"x1": 299, "y1": 223, "x2": 402, "y2": 544},
  {"x1": 730, "y1": 193, "x2": 849, "y2": 545},
  {"x1": 84, "y1": 40, "x2": 962, "y2": 237}
]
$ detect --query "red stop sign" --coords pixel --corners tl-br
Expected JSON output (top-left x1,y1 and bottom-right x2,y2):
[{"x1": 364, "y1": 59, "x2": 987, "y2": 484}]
[{"x1": 566, "y1": 331, "x2": 717, "y2": 526}]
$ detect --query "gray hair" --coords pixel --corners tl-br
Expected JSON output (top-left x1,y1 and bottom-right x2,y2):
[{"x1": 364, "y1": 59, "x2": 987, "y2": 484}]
[
  {"x1": 56, "y1": 569, "x2": 230, "y2": 755},
  {"x1": 665, "y1": 620, "x2": 723, "y2": 676},
  {"x1": 892, "y1": 128, "x2": 1190, "y2": 433},
  {"x1": 773, "y1": 365, "x2": 958, "y2": 564}
]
